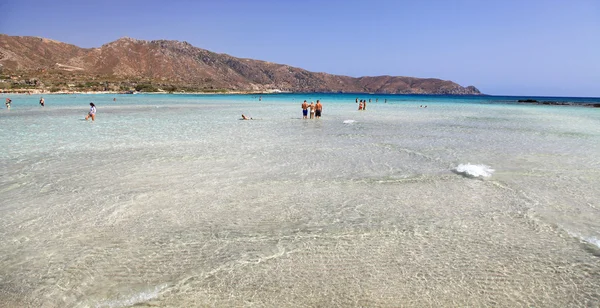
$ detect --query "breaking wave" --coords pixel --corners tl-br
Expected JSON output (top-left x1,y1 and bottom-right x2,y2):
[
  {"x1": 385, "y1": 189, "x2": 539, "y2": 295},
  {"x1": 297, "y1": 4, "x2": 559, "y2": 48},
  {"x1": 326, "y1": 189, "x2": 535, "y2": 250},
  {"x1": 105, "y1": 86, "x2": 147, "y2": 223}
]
[{"x1": 453, "y1": 164, "x2": 494, "y2": 178}]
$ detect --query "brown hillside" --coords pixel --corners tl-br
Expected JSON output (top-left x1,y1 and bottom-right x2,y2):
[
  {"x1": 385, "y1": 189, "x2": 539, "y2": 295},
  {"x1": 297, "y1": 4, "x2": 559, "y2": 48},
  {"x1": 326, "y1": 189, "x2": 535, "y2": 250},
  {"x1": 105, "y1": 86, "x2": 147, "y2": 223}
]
[{"x1": 0, "y1": 35, "x2": 481, "y2": 94}]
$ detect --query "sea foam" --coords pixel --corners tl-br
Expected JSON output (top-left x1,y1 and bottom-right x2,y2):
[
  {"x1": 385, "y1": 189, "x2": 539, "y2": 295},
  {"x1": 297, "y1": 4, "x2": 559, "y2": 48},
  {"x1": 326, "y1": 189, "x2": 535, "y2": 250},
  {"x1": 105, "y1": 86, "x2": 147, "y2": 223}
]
[
  {"x1": 454, "y1": 164, "x2": 494, "y2": 178},
  {"x1": 566, "y1": 230, "x2": 600, "y2": 249},
  {"x1": 343, "y1": 120, "x2": 355, "y2": 124}
]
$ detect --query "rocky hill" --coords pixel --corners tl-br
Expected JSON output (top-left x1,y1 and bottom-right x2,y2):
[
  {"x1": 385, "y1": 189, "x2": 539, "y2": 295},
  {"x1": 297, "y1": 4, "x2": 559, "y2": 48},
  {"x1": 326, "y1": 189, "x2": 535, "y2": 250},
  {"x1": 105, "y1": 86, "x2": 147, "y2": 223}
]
[{"x1": 0, "y1": 35, "x2": 481, "y2": 94}]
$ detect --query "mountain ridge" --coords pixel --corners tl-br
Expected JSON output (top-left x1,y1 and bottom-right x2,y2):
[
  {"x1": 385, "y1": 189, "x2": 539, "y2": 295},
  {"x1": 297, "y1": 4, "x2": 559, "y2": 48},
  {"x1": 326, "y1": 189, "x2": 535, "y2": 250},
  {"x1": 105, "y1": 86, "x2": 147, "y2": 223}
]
[{"x1": 0, "y1": 35, "x2": 481, "y2": 94}]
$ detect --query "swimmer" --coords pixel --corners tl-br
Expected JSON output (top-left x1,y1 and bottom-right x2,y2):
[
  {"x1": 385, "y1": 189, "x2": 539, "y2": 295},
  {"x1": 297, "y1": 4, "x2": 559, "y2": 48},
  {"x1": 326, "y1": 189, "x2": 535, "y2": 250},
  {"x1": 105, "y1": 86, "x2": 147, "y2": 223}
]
[
  {"x1": 241, "y1": 114, "x2": 253, "y2": 120},
  {"x1": 5, "y1": 98, "x2": 11, "y2": 109},
  {"x1": 39, "y1": 97, "x2": 45, "y2": 107}
]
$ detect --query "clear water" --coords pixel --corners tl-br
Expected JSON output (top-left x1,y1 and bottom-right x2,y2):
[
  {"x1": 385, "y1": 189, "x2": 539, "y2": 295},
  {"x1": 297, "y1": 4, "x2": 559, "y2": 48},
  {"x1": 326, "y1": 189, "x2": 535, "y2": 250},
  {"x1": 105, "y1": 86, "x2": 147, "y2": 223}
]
[{"x1": 1, "y1": 93, "x2": 599, "y2": 307}]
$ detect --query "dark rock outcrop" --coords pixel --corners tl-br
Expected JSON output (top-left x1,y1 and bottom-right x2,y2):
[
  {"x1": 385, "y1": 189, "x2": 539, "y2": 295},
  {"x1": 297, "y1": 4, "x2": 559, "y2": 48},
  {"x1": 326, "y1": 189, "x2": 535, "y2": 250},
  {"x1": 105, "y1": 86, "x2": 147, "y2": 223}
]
[{"x1": 517, "y1": 99, "x2": 600, "y2": 108}]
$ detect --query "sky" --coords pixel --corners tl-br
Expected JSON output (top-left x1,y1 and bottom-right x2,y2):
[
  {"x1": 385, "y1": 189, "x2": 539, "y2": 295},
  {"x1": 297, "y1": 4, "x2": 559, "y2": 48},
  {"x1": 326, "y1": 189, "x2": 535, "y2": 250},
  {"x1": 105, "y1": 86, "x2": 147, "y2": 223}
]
[{"x1": 1, "y1": 0, "x2": 599, "y2": 97}]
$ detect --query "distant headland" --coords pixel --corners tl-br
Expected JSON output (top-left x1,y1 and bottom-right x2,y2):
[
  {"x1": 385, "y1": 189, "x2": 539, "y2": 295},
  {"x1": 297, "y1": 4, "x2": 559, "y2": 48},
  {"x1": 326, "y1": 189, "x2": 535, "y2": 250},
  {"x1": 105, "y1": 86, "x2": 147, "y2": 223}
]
[{"x1": 0, "y1": 35, "x2": 481, "y2": 95}]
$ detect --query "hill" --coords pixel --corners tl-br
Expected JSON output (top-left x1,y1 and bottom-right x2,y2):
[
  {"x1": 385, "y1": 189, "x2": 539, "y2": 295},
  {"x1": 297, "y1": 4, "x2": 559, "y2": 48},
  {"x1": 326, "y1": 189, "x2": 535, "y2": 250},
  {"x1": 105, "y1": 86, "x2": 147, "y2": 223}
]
[{"x1": 0, "y1": 35, "x2": 481, "y2": 94}]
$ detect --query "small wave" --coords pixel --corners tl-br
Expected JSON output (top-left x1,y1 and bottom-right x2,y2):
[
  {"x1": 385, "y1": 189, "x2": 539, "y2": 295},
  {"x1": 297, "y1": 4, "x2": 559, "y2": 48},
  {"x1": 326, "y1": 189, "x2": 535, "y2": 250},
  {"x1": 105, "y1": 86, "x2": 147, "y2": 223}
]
[
  {"x1": 95, "y1": 284, "x2": 167, "y2": 308},
  {"x1": 453, "y1": 164, "x2": 494, "y2": 178},
  {"x1": 584, "y1": 236, "x2": 600, "y2": 249},
  {"x1": 343, "y1": 120, "x2": 355, "y2": 124},
  {"x1": 567, "y1": 230, "x2": 600, "y2": 249}
]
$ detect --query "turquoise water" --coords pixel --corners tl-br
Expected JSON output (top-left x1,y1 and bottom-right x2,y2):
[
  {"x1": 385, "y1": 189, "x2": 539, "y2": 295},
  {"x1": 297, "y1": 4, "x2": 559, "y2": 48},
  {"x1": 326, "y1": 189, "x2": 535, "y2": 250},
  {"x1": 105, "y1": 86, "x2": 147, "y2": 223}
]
[{"x1": 1, "y1": 93, "x2": 599, "y2": 307}]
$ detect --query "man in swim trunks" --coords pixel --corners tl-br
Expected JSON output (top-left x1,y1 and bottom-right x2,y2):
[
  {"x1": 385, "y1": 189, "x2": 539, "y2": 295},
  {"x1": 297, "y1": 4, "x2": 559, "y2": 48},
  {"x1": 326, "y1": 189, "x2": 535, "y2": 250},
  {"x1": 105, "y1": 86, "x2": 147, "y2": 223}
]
[
  {"x1": 315, "y1": 100, "x2": 322, "y2": 118},
  {"x1": 39, "y1": 97, "x2": 45, "y2": 107},
  {"x1": 302, "y1": 100, "x2": 308, "y2": 119},
  {"x1": 5, "y1": 98, "x2": 11, "y2": 109}
]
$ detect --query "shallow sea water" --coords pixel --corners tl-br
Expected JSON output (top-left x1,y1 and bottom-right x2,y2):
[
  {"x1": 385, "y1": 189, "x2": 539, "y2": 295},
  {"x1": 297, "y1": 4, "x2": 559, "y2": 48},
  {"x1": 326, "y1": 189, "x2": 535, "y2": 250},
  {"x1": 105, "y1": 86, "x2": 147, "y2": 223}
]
[{"x1": 1, "y1": 93, "x2": 599, "y2": 307}]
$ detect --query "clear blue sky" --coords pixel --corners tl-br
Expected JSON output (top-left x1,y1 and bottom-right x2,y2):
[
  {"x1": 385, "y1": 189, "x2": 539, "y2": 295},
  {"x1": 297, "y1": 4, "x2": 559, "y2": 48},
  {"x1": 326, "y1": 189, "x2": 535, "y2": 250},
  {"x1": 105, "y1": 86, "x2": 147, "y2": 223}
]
[{"x1": 1, "y1": 0, "x2": 599, "y2": 96}]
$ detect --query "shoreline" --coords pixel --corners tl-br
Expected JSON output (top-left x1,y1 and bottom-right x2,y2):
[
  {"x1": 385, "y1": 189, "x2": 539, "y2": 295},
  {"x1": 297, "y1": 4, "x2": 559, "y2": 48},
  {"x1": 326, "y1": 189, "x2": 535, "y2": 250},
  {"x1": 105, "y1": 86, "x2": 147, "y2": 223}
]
[{"x1": 0, "y1": 89, "x2": 286, "y2": 95}]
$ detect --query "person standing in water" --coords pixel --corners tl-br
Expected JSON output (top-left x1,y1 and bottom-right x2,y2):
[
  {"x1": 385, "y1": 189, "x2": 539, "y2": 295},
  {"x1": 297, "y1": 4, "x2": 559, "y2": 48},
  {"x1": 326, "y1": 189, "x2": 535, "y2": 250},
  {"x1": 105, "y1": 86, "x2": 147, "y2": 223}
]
[
  {"x1": 5, "y1": 98, "x2": 11, "y2": 109},
  {"x1": 85, "y1": 103, "x2": 96, "y2": 121},
  {"x1": 315, "y1": 100, "x2": 323, "y2": 118},
  {"x1": 302, "y1": 100, "x2": 309, "y2": 119},
  {"x1": 39, "y1": 97, "x2": 45, "y2": 107},
  {"x1": 308, "y1": 101, "x2": 315, "y2": 119}
]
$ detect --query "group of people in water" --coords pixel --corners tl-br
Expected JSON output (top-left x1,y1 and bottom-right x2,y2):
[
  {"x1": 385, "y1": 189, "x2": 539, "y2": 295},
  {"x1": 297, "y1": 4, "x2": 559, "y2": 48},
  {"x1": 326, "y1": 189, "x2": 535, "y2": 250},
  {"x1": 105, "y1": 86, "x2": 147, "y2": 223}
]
[
  {"x1": 3, "y1": 95, "x2": 424, "y2": 123},
  {"x1": 4, "y1": 97, "x2": 44, "y2": 109},
  {"x1": 3, "y1": 97, "x2": 97, "y2": 121},
  {"x1": 301, "y1": 100, "x2": 323, "y2": 119},
  {"x1": 356, "y1": 97, "x2": 387, "y2": 110}
]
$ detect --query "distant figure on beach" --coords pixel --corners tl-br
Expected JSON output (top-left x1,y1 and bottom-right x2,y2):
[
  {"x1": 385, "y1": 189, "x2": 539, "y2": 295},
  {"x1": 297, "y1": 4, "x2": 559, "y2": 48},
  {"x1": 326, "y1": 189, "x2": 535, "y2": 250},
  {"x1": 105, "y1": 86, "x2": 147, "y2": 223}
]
[
  {"x1": 39, "y1": 97, "x2": 45, "y2": 107},
  {"x1": 385, "y1": 99, "x2": 387, "y2": 103},
  {"x1": 356, "y1": 97, "x2": 358, "y2": 103},
  {"x1": 358, "y1": 101, "x2": 364, "y2": 110},
  {"x1": 302, "y1": 100, "x2": 308, "y2": 119},
  {"x1": 113, "y1": 98, "x2": 116, "y2": 102},
  {"x1": 315, "y1": 100, "x2": 322, "y2": 118},
  {"x1": 241, "y1": 114, "x2": 253, "y2": 120},
  {"x1": 363, "y1": 99, "x2": 367, "y2": 110},
  {"x1": 369, "y1": 99, "x2": 371, "y2": 103},
  {"x1": 259, "y1": 96, "x2": 262, "y2": 102},
  {"x1": 5, "y1": 98, "x2": 11, "y2": 109},
  {"x1": 376, "y1": 98, "x2": 378, "y2": 102},
  {"x1": 308, "y1": 101, "x2": 315, "y2": 119},
  {"x1": 85, "y1": 103, "x2": 96, "y2": 121}
]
